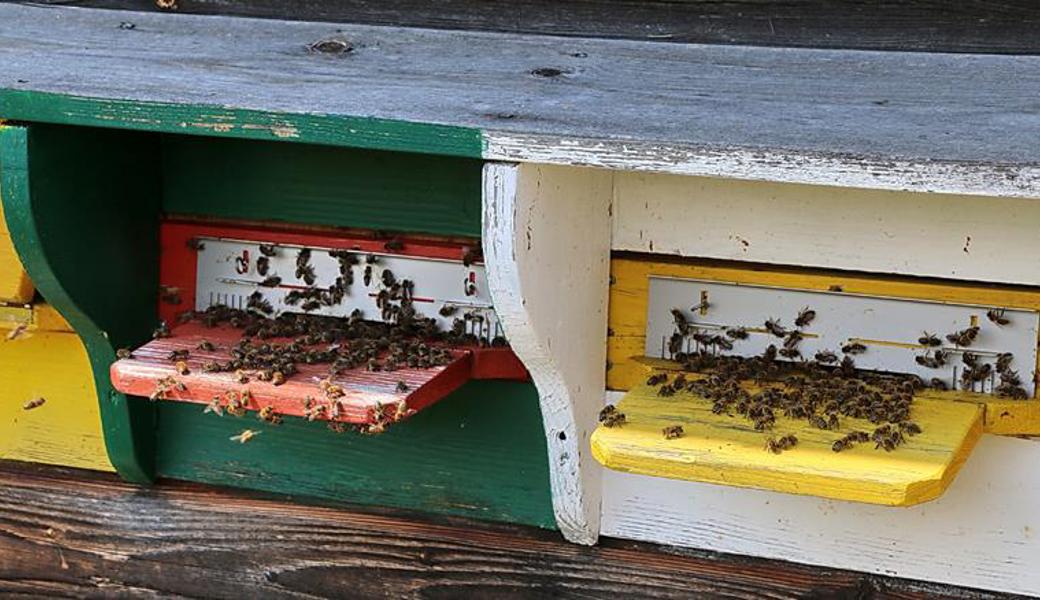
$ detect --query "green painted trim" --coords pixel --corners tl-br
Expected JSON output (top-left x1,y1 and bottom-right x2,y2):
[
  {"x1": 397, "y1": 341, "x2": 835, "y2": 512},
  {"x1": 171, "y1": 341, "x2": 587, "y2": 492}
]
[
  {"x1": 0, "y1": 90, "x2": 484, "y2": 158},
  {"x1": 161, "y1": 135, "x2": 483, "y2": 237},
  {"x1": 0, "y1": 124, "x2": 159, "y2": 483},
  {"x1": 156, "y1": 381, "x2": 556, "y2": 529}
]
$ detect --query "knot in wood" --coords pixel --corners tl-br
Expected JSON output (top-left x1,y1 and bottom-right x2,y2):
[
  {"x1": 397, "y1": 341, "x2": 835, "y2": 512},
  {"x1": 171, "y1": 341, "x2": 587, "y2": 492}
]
[
  {"x1": 530, "y1": 67, "x2": 566, "y2": 78},
  {"x1": 309, "y1": 38, "x2": 354, "y2": 55}
]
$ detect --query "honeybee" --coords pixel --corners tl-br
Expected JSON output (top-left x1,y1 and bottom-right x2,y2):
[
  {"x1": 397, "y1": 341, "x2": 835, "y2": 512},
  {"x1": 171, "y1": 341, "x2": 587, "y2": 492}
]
[
  {"x1": 725, "y1": 327, "x2": 749, "y2": 340},
  {"x1": 22, "y1": 397, "x2": 46, "y2": 410},
  {"x1": 260, "y1": 276, "x2": 282, "y2": 287},
  {"x1": 646, "y1": 373, "x2": 668, "y2": 386},
  {"x1": 929, "y1": 377, "x2": 948, "y2": 390},
  {"x1": 256, "y1": 256, "x2": 270, "y2": 276},
  {"x1": 814, "y1": 350, "x2": 838, "y2": 364},
  {"x1": 662, "y1": 424, "x2": 684, "y2": 440},
  {"x1": 384, "y1": 238, "x2": 404, "y2": 251},
  {"x1": 764, "y1": 319, "x2": 787, "y2": 338},
  {"x1": 174, "y1": 360, "x2": 190, "y2": 376},
  {"x1": 842, "y1": 342, "x2": 867, "y2": 355},
  {"x1": 203, "y1": 396, "x2": 224, "y2": 416},
  {"x1": 671, "y1": 308, "x2": 689, "y2": 335},
  {"x1": 946, "y1": 326, "x2": 980, "y2": 347},
  {"x1": 783, "y1": 331, "x2": 803, "y2": 349},
  {"x1": 794, "y1": 307, "x2": 816, "y2": 328},
  {"x1": 899, "y1": 421, "x2": 922, "y2": 436},
  {"x1": 168, "y1": 349, "x2": 190, "y2": 361},
  {"x1": 197, "y1": 340, "x2": 216, "y2": 351},
  {"x1": 762, "y1": 345, "x2": 778, "y2": 361},
  {"x1": 778, "y1": 347, "x2": 801, "y2": 360},
  {"x1": 832, "y1": 438, "x2": 853, "y2": 453},
  {"x1": 918, "y1": 332, "x2": 942, "y2": 347},
  {"x1": 996, "y1": 352, "x2": 1014, "y2": 373},
  {"x1": 328, "y1": 422, "x2": 348, "y2": 433},
  {"x1": 598, "y1": 405, "x2": 626, "y2": 427},
  {"x1": 153, "y1": 322, "x2": 170, "y2": 339},
  {"x1": 116, "y1": 348, "x2": 135, "y2": 359},
  {"x1": 229, "y1": 429, "x2": 261, "y2": 444},
  {"x1": 462, "y1": 246, "x2": 482, "y2": 267},
  {"x1": 258, "y1": 244, "x2": 278, "y2": 257},
  {"x1": 396, "y1": 380, "x2": 410, "y2": 393},
  {"x1": 258, "y1": 405, "x2": 282, "y2": 425},
  {"x1": 766, "y1": 434, "x2": 797, "y2": 454},
  {"x1": 187, "y1": 237, "x2": 206, "y2": 251},
  {"x1": 363, "y1": 265, "x2": 373, "y2": 286},
  {"x1": 6, "y1": 323, "x2": 28, "y2": 340},
  {"x1": 439, "y1": 305, "x2": 458, "y2": 317},
  {"x1": 271, "y1": 371, "x2": 286, "y2": 386},
  {"x1": 234, "y1": 369, "x2": 249, "y2": 384},
  {"x1": 809, "y1": 415, "x2": 830, "y2": 430},
  {"x1": 987, "y1": 308, "x2": 1010, "y2": 326}
]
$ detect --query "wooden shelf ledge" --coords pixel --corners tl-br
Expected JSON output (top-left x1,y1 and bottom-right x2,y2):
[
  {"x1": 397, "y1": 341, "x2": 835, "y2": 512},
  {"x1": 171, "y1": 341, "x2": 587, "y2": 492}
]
[
  {"x1": 0, "y1": 5, "x2": 1038, "y2": 197},
  {"x1": 592, "y1": 383, "x2": 983, "y2": 506}
]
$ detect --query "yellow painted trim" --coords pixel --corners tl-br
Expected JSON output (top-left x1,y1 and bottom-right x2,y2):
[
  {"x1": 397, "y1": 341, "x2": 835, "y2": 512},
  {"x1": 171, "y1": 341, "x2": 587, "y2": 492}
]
[
  {"x1": 608, "y1": 257, "x2": 1040, "y2": 434},
  {"x1": 592, "y1": 383, "x2": 983, "y2": 506},
  {"x1": 0, "y1": 311, "x2": 111, "y2": 471},
  {"x1": 0, "y1": 186, "x2": 35, "y2": 303}
]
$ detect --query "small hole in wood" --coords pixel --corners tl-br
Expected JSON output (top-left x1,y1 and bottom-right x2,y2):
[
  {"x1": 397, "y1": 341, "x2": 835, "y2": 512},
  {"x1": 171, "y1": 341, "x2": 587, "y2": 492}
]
[
  {"x1": 557, "y1": 431, "x2": 567, "y2": 441},
  {"x1": 531, "y1": 67, "x2": 565, "y2": 78},
  {"x1": 309, "y1": 38, "x2": 354, "y2": 55}
]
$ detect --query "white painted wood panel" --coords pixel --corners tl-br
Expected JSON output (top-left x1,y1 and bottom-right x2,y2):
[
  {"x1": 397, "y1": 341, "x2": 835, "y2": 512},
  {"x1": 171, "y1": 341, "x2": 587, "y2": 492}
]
[
  {"x1": 600, "y1": 393, "x2": 1040, "y2": 595},
  {"x1": 612, "y1": 172, "x2": 1040, "y2": 286},
  {"x1": 483, "y1": 162, "x2": 613, "y2": 544}
]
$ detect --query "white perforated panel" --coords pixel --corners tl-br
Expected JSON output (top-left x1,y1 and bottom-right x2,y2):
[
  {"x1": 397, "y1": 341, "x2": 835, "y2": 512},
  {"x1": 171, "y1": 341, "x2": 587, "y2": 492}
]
[
  {"x1": 194, "y1": 237, "x2": 502, "y2": 341},
  {"x1": 646, "y1": 277, "x2": 1038, "y2": 396}
]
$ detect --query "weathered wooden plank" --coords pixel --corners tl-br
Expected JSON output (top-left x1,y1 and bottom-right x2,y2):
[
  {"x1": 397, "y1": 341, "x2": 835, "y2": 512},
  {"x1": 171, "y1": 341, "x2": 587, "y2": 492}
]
[
  {"x1": 64, "y1": 0, "x2": 1040, "y2": 54},
  {"x1": 0, "y1": 5, "x2": 1037, "y2": 196},
  {"x1": 0, "y1": 461, "x2": 1015, "y2": 599}
]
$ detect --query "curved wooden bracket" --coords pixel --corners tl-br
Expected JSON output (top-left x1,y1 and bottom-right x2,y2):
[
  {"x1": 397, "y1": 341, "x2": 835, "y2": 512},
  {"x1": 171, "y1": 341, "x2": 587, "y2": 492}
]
[
  {"x1": 0, "y1": 124, "x2": 160, "y2": 483},
  {"x1": 483, "y1": 162, "x2": 612, "y2": 544}
]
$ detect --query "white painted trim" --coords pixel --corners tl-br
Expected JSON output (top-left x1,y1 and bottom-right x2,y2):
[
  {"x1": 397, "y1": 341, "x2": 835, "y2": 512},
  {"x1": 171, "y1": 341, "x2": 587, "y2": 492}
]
[
  {"x1": 600, "y1": 390, "x2": 1040, "y2": 596},
  {"x1": 610, "y1": 171, "x2": 1040, "y2": 286},
  {"x1": 484, "y1": 132, "x2": 1040, "y2": 200},
  {"x1": 482, "y1": 162, "x2": 613, "y2": 544}
]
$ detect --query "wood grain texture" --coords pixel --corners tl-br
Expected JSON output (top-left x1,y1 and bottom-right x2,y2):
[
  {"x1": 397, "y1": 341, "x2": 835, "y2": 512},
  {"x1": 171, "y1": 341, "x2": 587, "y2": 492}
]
[
  {"x1": 483, "y1": 163, "x2": 613, "y2": 544},
  {"x1": 600, "y1": 403, "x2": 1040, "y2": 596},
  {"x1": 593, "y1": 383, "x2": 982, "y2": 506},
  {"x1": 55, "y1": 0, "x2": 1040, "y2": 54},
  {"x1": 0, "y1": 460, "x2": 1017, "y2": 599},
  {"x1": 610, "y1": 173, "x2": 1040, "y2": 286},
  {"x1": 0, "y1": 5, "x2": 1038, "y2": 196}
]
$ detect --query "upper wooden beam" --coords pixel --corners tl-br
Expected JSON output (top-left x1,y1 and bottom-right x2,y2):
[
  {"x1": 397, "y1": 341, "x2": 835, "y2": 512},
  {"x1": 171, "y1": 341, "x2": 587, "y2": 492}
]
[{"x1": 0, "y1": 4, "x2": 1037, "y2": 197}]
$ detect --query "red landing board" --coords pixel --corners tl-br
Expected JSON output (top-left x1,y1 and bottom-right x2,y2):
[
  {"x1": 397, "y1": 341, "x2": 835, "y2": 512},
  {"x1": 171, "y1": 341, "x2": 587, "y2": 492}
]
[{"x1": 109, "y1": 323, "x2": 527, "y2": 425}]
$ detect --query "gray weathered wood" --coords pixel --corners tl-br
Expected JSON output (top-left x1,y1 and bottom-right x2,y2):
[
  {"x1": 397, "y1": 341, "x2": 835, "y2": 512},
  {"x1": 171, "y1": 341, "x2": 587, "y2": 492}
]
[{"x1": 0, "y1": 4, "x2": 1038, "y2": 196}]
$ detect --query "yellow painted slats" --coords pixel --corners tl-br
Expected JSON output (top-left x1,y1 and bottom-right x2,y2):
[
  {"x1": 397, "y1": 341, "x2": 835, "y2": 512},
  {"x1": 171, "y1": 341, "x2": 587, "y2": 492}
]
[
  {"x1": 0, "y1": 182, "x2": 34, "y2": 303},
  {"x1": 0, "y1": 306, "x2": 111, "y2": 471},
  {"x1": 592, "y1": 384, "x2": 983, "y2": 506},
  {"x1": 607, "y1": 257, "x2": 1040, "y2": 434}
]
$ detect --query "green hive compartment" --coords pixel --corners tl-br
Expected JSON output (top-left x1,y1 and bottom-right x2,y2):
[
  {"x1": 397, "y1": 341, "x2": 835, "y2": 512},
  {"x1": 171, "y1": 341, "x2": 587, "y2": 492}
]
[{"x1": 0, "y1": 122, "x2": 555, "y2": 528}]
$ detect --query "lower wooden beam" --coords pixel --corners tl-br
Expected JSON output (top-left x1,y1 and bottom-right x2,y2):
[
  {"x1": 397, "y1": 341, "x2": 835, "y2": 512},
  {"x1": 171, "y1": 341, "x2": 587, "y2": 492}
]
[{"x1": 0, "y1": 461, "x2": 1014, "y2": 599}]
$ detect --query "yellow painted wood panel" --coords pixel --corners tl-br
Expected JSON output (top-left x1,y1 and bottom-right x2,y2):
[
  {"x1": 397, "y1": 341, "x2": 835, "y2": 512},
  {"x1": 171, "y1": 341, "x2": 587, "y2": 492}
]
[
  {"x1": 0, "y1": 312, "x2": 112, "y2": 471},
  {"x1": 607, "y1": 257, "x2": 1040, "y2": 434},
  {"x1": 592, "y1": 383, "x2": 983, "y2": 506},
  {"x1": 0, "y1": 173, "x2": 34, "y2": 303}
]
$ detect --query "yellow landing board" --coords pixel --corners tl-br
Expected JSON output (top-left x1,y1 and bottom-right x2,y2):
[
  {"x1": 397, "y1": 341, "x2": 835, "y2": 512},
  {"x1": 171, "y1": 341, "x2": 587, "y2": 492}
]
[{"x1": 592, "y1": 384, "x2": 983, "y2": 506}]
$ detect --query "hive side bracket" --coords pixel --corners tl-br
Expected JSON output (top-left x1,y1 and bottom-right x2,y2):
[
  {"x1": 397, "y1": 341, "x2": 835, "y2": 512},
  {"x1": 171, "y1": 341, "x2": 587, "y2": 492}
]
[
  {"x1": 0, "y1": 124, "x2": 160, "y2": 483},
  {"x1": 483, "y1": 162, "x2": 612, "y2": 544}
]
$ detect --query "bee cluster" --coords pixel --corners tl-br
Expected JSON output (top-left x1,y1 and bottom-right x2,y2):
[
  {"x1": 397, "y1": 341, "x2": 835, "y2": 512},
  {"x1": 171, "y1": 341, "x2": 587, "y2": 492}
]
[
  {"x1": 605, "y1": 300, "x2": 1033, "y2": 453},
  {"x1": 128, "y1": 243, "x2": 505, "y2": 440}
]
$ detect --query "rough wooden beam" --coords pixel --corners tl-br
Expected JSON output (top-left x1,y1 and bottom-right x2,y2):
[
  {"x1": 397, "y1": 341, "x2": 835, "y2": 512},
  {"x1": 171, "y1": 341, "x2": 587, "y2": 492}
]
[
  {"x1": 0, "y1": 5, "x2": 1037, "y2": 197},
  {"x1": 0, "y1": 461, "x2": 1014, "y2": 598}
]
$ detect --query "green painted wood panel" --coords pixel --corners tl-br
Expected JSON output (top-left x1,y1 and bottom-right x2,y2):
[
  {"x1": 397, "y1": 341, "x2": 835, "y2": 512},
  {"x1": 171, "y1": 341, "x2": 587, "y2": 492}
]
[
  {"x1": 156, "y1": 381, "x2": 555, "y2": 528},
  {"x1": 0, "y1": 123, "x2": 160, "y2": 482},
  {"x1": 0, "y1": 90, "x2": 483, "y2": 158},
  {"x1": 161, "y1": 135, "x2": 482, "y2": 236}
]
